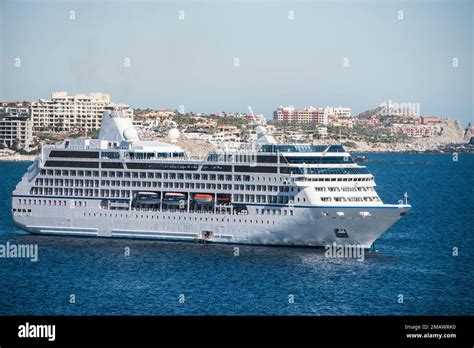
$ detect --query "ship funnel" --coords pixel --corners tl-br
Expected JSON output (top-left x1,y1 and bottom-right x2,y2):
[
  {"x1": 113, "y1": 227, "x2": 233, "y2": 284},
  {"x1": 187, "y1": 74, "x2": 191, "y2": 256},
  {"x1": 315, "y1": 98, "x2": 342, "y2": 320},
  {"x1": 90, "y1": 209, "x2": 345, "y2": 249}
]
[{"x1": 98, "y1": 108, "x2": 139, "y2": 143}]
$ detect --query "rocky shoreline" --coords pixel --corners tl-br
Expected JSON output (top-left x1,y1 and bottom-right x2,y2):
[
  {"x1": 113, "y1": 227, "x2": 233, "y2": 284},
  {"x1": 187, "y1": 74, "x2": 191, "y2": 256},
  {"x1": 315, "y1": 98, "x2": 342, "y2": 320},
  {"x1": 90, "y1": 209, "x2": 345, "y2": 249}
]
[
  {"x1": 0, "y1": 155, "x2": 36, "y2": 162},
  {"x1": 348, "y1": 143, "x2": 474, "y2": 154}
]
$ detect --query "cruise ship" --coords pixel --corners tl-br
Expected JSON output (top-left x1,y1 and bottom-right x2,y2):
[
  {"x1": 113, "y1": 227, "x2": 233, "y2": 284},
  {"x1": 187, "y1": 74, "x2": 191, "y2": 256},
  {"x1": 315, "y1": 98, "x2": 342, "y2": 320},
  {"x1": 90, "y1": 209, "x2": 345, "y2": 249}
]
[{"x1": 12, "y1": 108, "x2": 411, "y2": 248}]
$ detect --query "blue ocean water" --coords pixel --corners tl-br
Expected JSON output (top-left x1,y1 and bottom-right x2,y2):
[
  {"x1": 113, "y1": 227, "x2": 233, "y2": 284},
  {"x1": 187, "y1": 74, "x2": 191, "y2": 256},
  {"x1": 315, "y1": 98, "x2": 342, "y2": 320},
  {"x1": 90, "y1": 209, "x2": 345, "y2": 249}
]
[{"x1": 0, "y1": 154, "x2": 472, "y2": 315}]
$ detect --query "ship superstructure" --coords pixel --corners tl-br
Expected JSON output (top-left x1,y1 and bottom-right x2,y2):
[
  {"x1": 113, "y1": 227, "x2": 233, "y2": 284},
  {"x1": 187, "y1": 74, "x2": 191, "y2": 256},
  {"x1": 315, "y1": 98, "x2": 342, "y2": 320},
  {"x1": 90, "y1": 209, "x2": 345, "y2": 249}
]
[{"x1": 12, "y1": 108, "x2": 410, "y2": 248}]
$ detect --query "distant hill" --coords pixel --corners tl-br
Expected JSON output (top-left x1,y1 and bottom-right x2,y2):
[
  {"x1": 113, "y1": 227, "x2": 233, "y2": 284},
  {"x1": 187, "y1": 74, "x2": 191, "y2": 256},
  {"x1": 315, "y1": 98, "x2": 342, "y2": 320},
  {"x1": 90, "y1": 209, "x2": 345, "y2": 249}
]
[{"x1": 356, "y1": 106, "x2": 383, "y2": 119}]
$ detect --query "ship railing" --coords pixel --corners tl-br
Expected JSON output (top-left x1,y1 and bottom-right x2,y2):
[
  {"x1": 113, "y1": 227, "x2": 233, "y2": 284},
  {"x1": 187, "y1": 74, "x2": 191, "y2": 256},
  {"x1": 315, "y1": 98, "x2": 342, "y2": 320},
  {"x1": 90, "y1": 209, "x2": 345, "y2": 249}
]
[
  {"x1": 43, "y1": 145, "x2": 63, "y2": 149},
  {"x1": 122, "y1": 155, "x2": 204, "y2": 162},
  {"x1": 43, "y1": 144, "x2": 101, "y2": 150}
]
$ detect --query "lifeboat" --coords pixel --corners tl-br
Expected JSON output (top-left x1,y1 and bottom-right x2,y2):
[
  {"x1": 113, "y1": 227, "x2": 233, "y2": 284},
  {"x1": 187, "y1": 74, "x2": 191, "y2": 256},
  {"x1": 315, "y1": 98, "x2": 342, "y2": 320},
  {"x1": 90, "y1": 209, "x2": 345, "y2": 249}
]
[
  {"x1": 135, "y1": 191, "x2": 161, "y2": 204},
  {"x1": 163, "y1": 192, "x2": 186, "y2": 206},
  {"x1": 194, "y1": 193, "x2": 213, "y2": 204},
  {"x1": 217, "y1": 197, "x2": 231, "y2": 204}
]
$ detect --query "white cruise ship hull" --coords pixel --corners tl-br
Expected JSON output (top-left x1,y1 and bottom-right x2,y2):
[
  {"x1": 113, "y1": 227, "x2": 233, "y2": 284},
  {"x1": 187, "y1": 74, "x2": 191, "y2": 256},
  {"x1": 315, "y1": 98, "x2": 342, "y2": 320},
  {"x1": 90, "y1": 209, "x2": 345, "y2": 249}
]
[{"x1": 12, "y1": 201, "x2": 409, "y2": 249}]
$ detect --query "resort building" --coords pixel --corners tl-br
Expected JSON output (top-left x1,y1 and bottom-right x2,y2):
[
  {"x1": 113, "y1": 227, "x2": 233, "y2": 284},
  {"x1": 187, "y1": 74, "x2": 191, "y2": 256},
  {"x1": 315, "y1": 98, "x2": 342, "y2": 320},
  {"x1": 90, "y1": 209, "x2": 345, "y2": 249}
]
[
  {"x1": 323, "y1": 106, "x2": 352, "y2": 118},
  {"x1": 273, "y1": 106, "x2": 327, "y2": 124},
  {"x1": 390, "y1": 125, "x2": 436, "y2": 137},
  {"x1": 30, "y1": 92, "x2": 133, "y2": 132},
  {"x1": 420, "y1": 116, "x2": 441, "y2": 125}
]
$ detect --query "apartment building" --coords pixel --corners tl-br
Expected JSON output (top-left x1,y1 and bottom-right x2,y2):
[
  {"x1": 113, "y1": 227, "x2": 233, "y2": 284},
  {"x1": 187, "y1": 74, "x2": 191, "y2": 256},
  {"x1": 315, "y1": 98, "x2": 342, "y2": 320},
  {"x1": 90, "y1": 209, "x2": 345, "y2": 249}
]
[
  {"x1": 30, "y1": 92, "x2": 133, "y2": 131},
  {"x1": 323, "y1": 106, "x2": 352, "y2": 118},
  {"x1": 273, "y1": 106, "x2": 328, "y2": 124},
  {"x1": 0, "y1": 104, "x2": 34, "y2": 149},
  {"x1": 390, "y1": 125, "x2": 436, "y2": 137}
]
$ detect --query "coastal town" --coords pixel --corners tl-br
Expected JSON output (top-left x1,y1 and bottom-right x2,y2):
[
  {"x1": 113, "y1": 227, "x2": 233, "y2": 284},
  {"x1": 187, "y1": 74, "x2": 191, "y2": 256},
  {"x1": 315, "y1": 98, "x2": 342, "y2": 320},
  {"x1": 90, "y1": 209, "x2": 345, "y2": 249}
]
[{"x1": 1, "y1": 91, "x2": 473, "y2": 161}]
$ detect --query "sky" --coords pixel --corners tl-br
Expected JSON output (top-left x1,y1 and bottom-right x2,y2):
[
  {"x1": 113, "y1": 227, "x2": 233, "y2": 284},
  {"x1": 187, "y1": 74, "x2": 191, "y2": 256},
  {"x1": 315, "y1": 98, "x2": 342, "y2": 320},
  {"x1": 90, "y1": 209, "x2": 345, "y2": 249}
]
[{"x1": 0, "y1": 0, "x2": 473, "y2": 125}]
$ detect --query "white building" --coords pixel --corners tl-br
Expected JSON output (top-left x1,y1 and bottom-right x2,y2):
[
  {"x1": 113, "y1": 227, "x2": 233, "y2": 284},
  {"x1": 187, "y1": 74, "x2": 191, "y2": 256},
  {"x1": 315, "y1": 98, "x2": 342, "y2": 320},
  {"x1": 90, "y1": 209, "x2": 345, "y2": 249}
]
[
  {"x1": 274, "y1": 105, "x2": 351, "y2": 125},
  {"x1": 0, "y1": 106, "x2": 34, "y2": 149},
  {"x1": 323, "y1": 106, "x2": 352, "y2": 118},
  {"x1": 30, "y1": 92, "x2": 133, "y2": 132},
  {"x1": 316, "y1": 127, "x2": 328, "y2": 137}
]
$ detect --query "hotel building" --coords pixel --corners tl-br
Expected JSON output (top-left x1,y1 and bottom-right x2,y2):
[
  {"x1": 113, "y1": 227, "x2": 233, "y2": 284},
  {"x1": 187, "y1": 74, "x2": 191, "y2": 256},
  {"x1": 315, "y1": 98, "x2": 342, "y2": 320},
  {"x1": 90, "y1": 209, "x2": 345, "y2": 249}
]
[
  {"x1": 323, "y1": 106, "x2": 352, "y2": 119},
  {"x1": 30, "y1": 92, "x2": 133, "y2": 132},
  {"x1": 273, "y1": 106, "x2": 328, "y2": 124}
]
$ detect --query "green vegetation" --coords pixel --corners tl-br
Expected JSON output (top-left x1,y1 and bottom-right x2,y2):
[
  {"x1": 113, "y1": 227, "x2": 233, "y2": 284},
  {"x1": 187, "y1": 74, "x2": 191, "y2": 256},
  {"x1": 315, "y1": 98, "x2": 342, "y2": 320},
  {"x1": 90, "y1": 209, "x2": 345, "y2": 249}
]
[
  {"x1": 171, "y1": 114, "x2": 248, "y2": 130},
  {"x1": 350, "y1": 125, "x2": 408, "y2": 143},
  {"x1": 342, "y1": 141, "x2": 357, "y2": 148},
  {"x1": 213, "y1": 117, "x2": 247, "y2": 128},
  {"x1": 268, "y1": 120, "x2": 317, "y2": 132},
  {"x1": 88, "y1": 129, "x2": 101, "y2": 139},
  {"x1": 268, "y1": 120, "x2": 411, "y2": 144},
  {"x1": 37, "y1": 132, "x2": 68, "y2": 142},
  {"x1": 171, "y1": 115, "x2": 200, "y2": 126},
  {"x1": 9, "y1": 143, "x2": 40, "y2": 155},
  {"x1": 133, "y1": 108, "x2": 153, "y2": 114},
  {"x1": 69, "y1": 128, "x2": 100, "y2": 139}
]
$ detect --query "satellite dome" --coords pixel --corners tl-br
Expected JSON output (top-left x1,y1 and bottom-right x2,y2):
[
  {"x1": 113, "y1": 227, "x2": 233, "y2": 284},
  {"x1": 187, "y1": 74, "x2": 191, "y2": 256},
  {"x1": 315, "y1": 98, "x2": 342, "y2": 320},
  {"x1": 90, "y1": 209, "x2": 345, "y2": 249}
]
[
  {"x1": 168, "y1": 128, "x2": 181, "y2": 143},
  {"x1": 123, "y1": 127, "x2": 139, "y2": 141}
]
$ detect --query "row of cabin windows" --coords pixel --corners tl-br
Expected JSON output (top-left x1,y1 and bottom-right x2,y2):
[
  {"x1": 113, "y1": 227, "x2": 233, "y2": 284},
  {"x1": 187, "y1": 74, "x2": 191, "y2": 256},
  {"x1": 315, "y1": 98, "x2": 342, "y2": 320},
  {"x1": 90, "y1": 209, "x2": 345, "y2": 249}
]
[
  {"x1": 127, "y1": 152, "x2": 185, "y2": 160},
  {"x1": 256, "y1": 209, "x2": 294, "y2": 216},
  {"x1": 17, "y1": 198, "x2": 87, "y2": 207},
  {"x1": 41, "y1": 169, "x2": 100, "y2": 177},
  {"x1": 29, "y1": 187, "x2": 302, "y2": 204},
  {"x1": 29, "y1": 184, "x2": 290, "y2": 200},
  {"x1": 233, "y1": 185, "x2": 280, "y2": 192},
  {"x1": 314, "y1": 187, "x2": 375, "y2": 192},
  {"x1": 29, "y1": 187, "x2": 130, "y2": 198},
  {"x1": 40, "y1": 169, "x2": 288, "y2": 183},
  {"x1": 321, "y1": 197, "x2": 381, "y2": 202},
  {"x1": 40, "y1": 169, "x2": 371, "y2": 185},
  {"x1": 35, "y1": 178, "x2": 100, "y2": 187},
  {"x1": 31, "y1": 180, "x2": 291, "y2": 194},
  {"x1": 296, "y1": 177, "x2": 372, "y2": 182},
  {"x1": 12, "y1": 208, "x2": 31, "y2": 213},
  {"x1": 233, "y1": 195, "x2": 303, "y2": 204},
  {"x1": 28, "y1": 191, "x2": 298, "y2": 204},
  {"x1": 35, "y1": 177, "x2": 292, "y2": 194}
]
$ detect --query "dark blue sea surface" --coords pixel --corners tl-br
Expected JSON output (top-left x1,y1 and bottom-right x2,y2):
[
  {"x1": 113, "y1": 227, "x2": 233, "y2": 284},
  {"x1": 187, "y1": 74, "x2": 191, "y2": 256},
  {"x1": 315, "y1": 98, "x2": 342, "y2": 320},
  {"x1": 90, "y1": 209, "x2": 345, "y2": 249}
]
[{"x1": 0, "y1": 154, "x2": 472, "y2": 315}]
